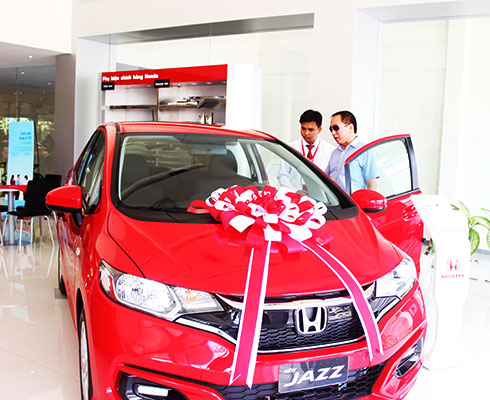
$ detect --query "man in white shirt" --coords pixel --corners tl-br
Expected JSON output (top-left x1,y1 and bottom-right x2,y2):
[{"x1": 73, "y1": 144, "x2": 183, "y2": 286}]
[{"x1": 278, "y1": 110, "x2": 334, "y2": 191}]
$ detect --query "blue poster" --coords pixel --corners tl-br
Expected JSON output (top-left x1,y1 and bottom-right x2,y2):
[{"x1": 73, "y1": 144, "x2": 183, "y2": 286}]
[{"x1": 7, "y1": 121, "x2": 34, "y2": 185}]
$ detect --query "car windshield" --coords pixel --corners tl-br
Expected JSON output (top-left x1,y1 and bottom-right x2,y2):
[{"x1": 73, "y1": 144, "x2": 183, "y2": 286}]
[{"x1": 114, "y1": 133, "x2": 354, "y2": 221}]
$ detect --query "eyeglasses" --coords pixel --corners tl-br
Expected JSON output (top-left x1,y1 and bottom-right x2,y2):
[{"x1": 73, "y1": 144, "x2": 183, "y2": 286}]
[{"x1": 329, "y1": 123, "x2": 349, "y2": 132}]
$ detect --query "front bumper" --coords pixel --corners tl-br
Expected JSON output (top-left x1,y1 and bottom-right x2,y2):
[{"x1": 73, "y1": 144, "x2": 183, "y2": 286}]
[{"x1": 85, "y1": 283, "x2": 426, "y2": 400}]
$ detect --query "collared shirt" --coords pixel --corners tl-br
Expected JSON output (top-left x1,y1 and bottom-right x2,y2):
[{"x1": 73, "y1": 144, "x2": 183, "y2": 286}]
[
  {"x1": 326, "y1": 137, "x2": 379, "y2": 193},
  {"x1": 289, "y1": 138, "x2": 334, "y2": 171},
  {"x1": 277, "y1": 138, "x2": 334, "y2": 191}
]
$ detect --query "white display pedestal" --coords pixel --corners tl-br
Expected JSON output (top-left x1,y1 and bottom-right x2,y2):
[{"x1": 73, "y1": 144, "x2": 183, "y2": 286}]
[{"x1": 412, "y1": 194, "x2": 470, "y2": 370}]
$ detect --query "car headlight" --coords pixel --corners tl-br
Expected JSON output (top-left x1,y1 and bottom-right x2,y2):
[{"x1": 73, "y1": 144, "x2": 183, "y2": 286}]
[
  {"x1": 99, "y1": 260, "x2": 223, "y2": 320},
  {"x1": 375, "y1": 257, "x2": 416, "y2": 300}
]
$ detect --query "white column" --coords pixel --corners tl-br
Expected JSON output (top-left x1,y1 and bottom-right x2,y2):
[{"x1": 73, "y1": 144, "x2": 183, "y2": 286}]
[
  {"x1": 225, "y1": 64, "x2": 262, "y2": 130},
  {"x1": 312, "y1": 1, "x2": 380, "y2": 142},
  {"x1": 74, "y1": 39, "x2": 115, "y2": 158},
  {"x1": 54, "y1": 54, "x2": 76, "y2": 174},
  {"x1": 438, "y1": 20, "x2": 468, "y2": 202}
]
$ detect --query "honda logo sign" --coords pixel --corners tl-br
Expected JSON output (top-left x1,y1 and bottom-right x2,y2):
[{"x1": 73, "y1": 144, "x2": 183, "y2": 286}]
[{"x1": 295, "y1": 304, "x2": 328, "y2": 335}]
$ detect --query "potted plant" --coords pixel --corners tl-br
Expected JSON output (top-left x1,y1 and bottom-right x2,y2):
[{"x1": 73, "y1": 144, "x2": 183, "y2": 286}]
[
  {"x1": 451, "y1": 201, "x2": 490, "y2": 255},
  {"x1": 451, "y1": 201, "x2": 490, "y2": 281}
]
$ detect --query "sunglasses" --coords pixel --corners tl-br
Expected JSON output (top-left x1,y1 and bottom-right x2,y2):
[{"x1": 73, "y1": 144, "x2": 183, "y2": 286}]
[{"x1": 329, "y1": 123, "x2": 349, "y2": 132}]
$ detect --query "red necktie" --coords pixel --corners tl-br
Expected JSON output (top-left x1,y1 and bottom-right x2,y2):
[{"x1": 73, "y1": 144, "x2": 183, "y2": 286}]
[{"x1": 306, "y1": 144, "x2": 314, "y2": 161}]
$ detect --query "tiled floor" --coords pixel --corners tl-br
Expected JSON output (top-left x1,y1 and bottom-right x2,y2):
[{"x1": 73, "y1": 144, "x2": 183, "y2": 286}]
[{"x1": 1, "y1": 235, "x2": 489, "y2": 399}]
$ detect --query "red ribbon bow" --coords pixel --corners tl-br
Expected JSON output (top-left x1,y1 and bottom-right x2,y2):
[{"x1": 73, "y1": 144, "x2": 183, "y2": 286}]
[{"x1": 188, "y1": 185, "x2": 383, "y2": 387}]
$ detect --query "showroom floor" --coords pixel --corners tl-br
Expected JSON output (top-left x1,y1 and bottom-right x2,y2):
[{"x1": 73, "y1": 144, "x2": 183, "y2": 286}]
[{"x1": 0, "y1": 233, "x2": 489, "y2": 399}]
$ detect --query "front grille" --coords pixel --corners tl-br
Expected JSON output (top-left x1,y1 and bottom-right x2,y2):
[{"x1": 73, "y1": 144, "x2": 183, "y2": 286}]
[
  {"x1": 183, "y1": 304, "x2": 365, "y2": 352},
  {"x1": 209, "y1": 362, "x2": 386, "y2": 400},
  {"x1": 258, "y1": 316, "x2": 364, "y2": 350}
]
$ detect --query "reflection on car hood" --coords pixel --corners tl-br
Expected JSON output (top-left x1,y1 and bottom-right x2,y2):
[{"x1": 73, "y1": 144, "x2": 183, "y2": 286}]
[{"x1": 107, "y1": 209, "x2": 403, "y2": 297}]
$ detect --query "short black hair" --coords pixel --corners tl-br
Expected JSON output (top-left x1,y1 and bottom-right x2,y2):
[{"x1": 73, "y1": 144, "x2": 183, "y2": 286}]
[
  {"x1": 331, "y1": 110, "x2": 357, "y2": 133},
  {"x1": 299, "y1": 109, "x2": 322, "y2": 127}
]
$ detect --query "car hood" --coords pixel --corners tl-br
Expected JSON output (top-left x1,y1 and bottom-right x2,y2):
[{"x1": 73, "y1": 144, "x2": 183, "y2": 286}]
[{"x1": 107, "y1": 208, "x2": 403, "y2": 297}]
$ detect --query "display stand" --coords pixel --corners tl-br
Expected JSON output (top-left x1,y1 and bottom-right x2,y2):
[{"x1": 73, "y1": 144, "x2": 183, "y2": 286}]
[
  {"x1": 100, "y1": 64, "x2": 262, "y2": 129},
  {"x1": 411, "y1": 194, "x2": 470, "y2": 370}
]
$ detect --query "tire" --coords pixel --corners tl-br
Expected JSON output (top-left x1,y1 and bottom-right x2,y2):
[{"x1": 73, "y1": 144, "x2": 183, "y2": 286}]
[
  {"x1": 57, "y1": 246, "x2": 66, "y2": 295},
  {"x1": 78, "y1": 310, "x2": 93, "y2": 400}
]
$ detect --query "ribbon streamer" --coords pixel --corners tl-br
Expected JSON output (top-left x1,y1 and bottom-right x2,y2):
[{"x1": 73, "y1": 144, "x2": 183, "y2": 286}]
[{"x1": 187, "y1": 185, "x2": 383, "y2": 387}]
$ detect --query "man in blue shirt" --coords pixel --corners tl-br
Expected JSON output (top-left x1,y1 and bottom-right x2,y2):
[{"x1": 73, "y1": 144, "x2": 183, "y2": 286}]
[{"x1": 325, "y1": 110, "x2": 378, "y2": 193}]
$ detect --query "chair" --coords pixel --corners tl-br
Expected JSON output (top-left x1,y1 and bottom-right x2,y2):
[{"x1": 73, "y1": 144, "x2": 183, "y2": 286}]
[
  {"x1": 44, "y1": 174, "x2": 62, "y2": 188},
  {"x1": 120, "y1": 154, "x2": 163, "y2": 206},
  {"x1": 193, "y1": 152, "x2": 252, "y2": 197},
  {"x1": 7, "y1": 178, "x2": 58, "y2": 249}
]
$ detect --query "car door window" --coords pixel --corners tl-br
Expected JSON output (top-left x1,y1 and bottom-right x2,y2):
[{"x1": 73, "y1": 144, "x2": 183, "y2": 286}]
[
  {"x1": 78, "y1": 133, "x2": 105, "y2": 213},
  {"x1": 344, "y1": 135, "x2": 422, "y2": 263},
  {"x1": 345, "y1": 137, "x2": 418, "y2": 198}
]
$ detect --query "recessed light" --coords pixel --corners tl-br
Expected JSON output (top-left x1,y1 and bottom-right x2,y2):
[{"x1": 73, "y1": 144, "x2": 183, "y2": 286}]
[
  {"x1": 48, "y1": 82, "x2": 51, "y2": 85},
  {"x1": 28, "y1": 55, "x2": 33, "y2": 59},
  {"x1": 21, "y1": 71, "x2": 25, "y2": 75}
]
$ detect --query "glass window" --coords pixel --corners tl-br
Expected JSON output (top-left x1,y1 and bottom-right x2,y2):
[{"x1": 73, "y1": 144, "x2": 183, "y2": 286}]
[
  {"x1": 78, "y1": 133, "x2": 105, "y2": 212},
  {"x1": 116, "y1": 133, "x2": 345, "y2": 212},
  {"x1": 0, "y1": 65, "x2": 56, "y2": 179},
  {"x1": 347, "y1": 140, "x2": 412, "y2": 198}
]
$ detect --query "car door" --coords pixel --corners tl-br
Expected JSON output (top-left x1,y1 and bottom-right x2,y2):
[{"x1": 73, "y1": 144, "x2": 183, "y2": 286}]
[
  {"x1": 344, "y1": 134, "x2": 423, "y2": 267},
  {"x1": 60, "y1": 131, "x2": 105, "y2": 300}
]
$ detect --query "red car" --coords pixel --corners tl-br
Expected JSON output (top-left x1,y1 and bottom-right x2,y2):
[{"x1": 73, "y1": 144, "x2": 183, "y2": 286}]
[{"x1": 46, "y1": 122, "x2": 426, "y2": 400}]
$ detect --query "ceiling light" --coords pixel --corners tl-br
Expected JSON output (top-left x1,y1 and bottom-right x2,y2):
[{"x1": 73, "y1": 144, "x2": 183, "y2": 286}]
[{"x1": 28, "y1": 55, "x2": 33, "y2": 59}]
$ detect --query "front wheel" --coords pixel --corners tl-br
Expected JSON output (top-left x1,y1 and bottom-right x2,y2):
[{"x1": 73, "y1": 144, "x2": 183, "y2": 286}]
[{"x1": 78, "y1": 310, "x2": 93, "y2": 400}]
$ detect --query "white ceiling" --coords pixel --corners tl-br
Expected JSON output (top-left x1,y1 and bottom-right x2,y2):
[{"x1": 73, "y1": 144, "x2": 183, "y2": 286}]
[
  {"x1": 0, "y1": 41, "x2": 61, "y2": 69},
  {"x1": 0, "y1": 42, "x2": 62, "y2": 96}
]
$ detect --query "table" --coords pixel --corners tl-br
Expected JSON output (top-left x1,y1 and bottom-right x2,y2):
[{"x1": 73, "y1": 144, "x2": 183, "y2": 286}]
[{"x1": 0, "y1": 185, "x2": 27, "y2": 246}]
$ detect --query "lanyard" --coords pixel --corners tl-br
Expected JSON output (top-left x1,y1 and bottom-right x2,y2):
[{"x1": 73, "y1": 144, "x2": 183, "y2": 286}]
[{"x1": 301, "y1": 141, "x2": 320, "y2": 162}]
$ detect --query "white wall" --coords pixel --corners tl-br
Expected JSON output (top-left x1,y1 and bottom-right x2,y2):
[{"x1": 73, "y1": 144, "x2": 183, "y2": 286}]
[
  {"x1": 377, "y1": 20, "x2": 448, "y2": 195},
  {"x1": 377, "y1": 17, "x2": 490, "y2": 236},
  {"x1": 457, "y1": 18, "x2": 490, "y2": 212},
  {"x1": 0, "y1": 0, "x2": 71, "y2": 53}
]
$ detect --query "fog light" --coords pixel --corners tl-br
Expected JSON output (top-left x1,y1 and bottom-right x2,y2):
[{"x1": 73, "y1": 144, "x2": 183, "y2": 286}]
[
  {"x1": 134, "y1": 384, "x2": 169, "y2": 398},
  {"x1": 395, "y1": 338, "x2": 423, "y2": 378}
]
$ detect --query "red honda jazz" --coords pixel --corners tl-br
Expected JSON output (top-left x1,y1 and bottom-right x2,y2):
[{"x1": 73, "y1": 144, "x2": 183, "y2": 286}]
[{"x1": 47, "y1": 122, "x2": 426, "y2": 400}]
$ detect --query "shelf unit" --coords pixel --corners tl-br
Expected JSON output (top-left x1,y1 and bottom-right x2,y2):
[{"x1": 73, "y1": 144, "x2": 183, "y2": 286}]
[{"x1": 100, "y1": 64, "x2": 262, "y2": 129}]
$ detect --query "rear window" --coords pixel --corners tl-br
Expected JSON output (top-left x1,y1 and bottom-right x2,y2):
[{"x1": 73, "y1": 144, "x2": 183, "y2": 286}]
[{"x1": 113, "y1": 133, "x2": 354, "y2": 221}]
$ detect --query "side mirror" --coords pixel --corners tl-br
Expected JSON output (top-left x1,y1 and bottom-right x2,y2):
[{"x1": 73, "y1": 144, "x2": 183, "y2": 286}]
[
  {"x1": 351, "y1": 189, "x2": 387, "y2": 213},
  {"x1": 46, "y1": 185, "x2": 82, "y2": 213}
]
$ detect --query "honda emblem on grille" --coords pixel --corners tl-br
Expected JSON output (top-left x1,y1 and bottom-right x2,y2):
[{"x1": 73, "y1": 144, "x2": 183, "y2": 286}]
[{"x1": 295, "y1": 304, "x2": 328, "y2": 335}]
